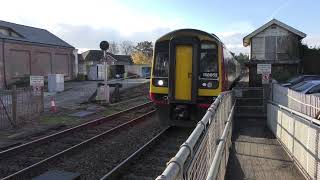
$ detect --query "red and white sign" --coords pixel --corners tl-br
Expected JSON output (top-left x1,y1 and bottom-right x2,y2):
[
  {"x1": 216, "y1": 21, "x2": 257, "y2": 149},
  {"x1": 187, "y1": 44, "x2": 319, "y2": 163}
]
[
  {"x1": 32, "y1": 86, "x2": 42, "y2": 96},
  {"x1": 262, "y1": 73, "x2": 270, "y2": 84}
]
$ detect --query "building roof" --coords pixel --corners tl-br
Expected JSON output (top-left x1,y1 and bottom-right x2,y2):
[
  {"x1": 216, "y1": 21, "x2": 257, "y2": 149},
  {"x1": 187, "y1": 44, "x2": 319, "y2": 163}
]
[
  {"x1": 0, "y1": 20, "x2": 74, "y2": 48},
  {"x1": 80, "y1": 50, "x2": 133, "y2": 64},
  {"x1": 243, "y1": 19, "x2": 306, "y2": 47}
]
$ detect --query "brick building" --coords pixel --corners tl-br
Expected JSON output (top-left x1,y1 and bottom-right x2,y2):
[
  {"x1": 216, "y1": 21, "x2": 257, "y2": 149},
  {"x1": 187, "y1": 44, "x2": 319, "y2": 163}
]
[{"x1": 0, "y1": 20, "x2": 75, "y2": 88}]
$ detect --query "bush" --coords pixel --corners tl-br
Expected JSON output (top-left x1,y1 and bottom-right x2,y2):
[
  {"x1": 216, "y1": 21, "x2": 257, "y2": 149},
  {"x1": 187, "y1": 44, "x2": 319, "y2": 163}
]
[
  {"x1": 77, "y1": 74, "x2": 86, "y2": 81},
  {"x1": 8, "y1": 76, "x2": 30, "y2": 88}
]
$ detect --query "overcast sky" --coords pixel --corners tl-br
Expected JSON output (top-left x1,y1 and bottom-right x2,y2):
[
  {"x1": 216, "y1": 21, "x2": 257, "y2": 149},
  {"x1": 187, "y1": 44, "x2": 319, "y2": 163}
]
[{"x1": 0, "y1": 0, "x2": 319, "y2": 54}]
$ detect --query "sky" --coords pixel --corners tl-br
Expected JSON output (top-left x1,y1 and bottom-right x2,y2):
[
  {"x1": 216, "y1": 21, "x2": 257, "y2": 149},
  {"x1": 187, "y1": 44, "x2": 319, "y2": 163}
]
[{"x1": 0, "y1": 0, "x2": 319, "y2": 54}]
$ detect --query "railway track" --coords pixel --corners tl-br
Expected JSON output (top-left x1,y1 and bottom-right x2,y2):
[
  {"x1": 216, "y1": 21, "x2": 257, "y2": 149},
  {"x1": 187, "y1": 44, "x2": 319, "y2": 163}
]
[
  {"x1": 102, "y1": 126, "x2": 192, "y2": 180},
  {"x1": 0, "y1": 102, "x2": 155, "y2": 179}
]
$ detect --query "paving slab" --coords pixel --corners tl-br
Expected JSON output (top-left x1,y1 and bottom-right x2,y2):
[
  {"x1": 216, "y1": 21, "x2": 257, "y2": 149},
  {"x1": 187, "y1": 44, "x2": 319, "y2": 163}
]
[{"x1": 226, "y1": 116, "x2": 305, "y2": 180}]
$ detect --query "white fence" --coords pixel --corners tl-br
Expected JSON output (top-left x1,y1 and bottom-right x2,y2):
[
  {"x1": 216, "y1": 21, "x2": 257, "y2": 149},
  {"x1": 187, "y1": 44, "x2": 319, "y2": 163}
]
[
  {"x1": 272, "y1": 83, "x2": 320, "y2": 118},
  {"x1": 268, "y1": 102, "x2": 320, "y2": 179},
  {"x1": 157, "y1": 92, "x2": 234, "y2": 180}
]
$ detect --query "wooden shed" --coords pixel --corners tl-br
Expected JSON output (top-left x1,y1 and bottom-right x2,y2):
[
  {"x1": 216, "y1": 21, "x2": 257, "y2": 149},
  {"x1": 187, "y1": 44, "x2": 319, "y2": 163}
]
[{"x1": 243, "y1": 19, "x2": 306, "y2": 86}]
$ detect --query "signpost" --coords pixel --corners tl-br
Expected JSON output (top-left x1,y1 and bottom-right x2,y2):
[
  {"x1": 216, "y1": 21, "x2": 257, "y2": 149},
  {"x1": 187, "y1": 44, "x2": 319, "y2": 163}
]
[
  {"x1": 97, "y1": 40, "x2": 116, "y2": 104},
  {"x1": 257, "y1": 64, "x2": 271, "y2": 84},
  {"x1": 30, "y1": 76, "x2": 44, "y2": 96},
  {"x1": 30, "y1": 76, "x2": 44, "y2": 87}
]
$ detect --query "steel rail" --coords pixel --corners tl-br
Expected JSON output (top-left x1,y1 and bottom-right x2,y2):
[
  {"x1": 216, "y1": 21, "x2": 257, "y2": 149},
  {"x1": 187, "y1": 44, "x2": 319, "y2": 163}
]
[
  {"x1": 100, "y1": 126, "x2": 171, "y2": 180},
  {"x1": 2, "y1": 109, "x2": 156, "y2": 180},
  {"x1": 0, "y1": 101, "x2": 152, "y2": 159}
]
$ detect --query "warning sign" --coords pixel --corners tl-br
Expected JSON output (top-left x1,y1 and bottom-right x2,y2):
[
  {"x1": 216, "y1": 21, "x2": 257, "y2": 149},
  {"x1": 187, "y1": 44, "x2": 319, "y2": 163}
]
[
  {"x1": 262, "y1": 73, "x2": 270, "y2": 84},
  {"x1": 32, "y1": 86, "x2": 42, "y2": 96},
  {"x1": 30, "y1": 76, "x2": 44, "y2": 87},
  {"x1": 257, "y1": 64, "x2": 271, "y2": 74}
]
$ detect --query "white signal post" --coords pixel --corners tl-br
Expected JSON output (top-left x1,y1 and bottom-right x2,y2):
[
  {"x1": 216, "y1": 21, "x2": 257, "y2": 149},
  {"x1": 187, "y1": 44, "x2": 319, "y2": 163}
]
[{"x1": 103, "y1": 50, "x2": 110, "y2": 103}]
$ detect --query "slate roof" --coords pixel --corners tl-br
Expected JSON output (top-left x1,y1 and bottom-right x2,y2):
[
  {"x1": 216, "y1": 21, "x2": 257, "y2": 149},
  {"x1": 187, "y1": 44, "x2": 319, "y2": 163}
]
[
  {"x1": 243, "y1": 19, "x2": 306, "y2": 47},
  {"x1": 0, "y1": 20, "x2": 74, "y2": 48},
  {"x1": 81, "y1": 50, "x2": 133, "y2": 64}
]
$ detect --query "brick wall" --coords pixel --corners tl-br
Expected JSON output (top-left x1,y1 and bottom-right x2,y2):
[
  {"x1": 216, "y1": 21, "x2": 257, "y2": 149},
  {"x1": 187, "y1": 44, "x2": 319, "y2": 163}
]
[{"x1": 1, "y1": 40, "x2": 74, "y2": 87}]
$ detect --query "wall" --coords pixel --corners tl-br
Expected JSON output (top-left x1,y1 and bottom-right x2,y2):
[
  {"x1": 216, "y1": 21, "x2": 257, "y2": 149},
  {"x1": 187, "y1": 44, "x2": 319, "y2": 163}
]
[
  {"x1": 247, "y1": 62, "x2": 299, "y2": 86},
  {"x1": 2, "y1": 40, "x2": 74, "y2": 87},
  {"x1": 302, "y1": 48, "x2": 320, "y2": 74}
]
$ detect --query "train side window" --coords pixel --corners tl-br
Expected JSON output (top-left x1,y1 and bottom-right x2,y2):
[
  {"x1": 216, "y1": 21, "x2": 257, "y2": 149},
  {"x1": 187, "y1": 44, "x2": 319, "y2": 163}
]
[
  {"x1": 154, "y1": 52, "x2": 169, "y2": 77},
  {"x1": 199, "y1": 42, "x2": 218, "y2": 78}
]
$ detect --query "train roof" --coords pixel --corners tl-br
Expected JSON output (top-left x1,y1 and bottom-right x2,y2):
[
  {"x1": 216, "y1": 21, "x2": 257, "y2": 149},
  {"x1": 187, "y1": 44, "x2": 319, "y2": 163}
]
[{"x1": 156, "y1": 29, "x2": 222, "y2": 44}]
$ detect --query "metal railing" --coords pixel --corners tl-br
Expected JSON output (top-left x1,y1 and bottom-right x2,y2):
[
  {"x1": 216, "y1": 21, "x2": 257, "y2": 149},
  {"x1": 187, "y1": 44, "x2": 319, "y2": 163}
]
[
  {"x1": 156, "y1": 91, "x2": 235, "y2": 180},
  {"x1": 268, "y1": 101, "x2": 320, "y2": 179},
  {"x1": 0, "y1": 86, "x2": 43, "y2": 129},
  {"x1": 271, "y1": 83, "x2": 320, "y2": 118}
]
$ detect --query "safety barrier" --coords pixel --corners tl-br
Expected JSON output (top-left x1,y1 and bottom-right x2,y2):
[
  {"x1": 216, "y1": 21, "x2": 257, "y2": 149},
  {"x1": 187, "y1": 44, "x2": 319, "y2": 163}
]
[
  {"x1": 268, "y1": 101, "x2": 320, "y2": 180},
  {"x1": 271, "y1": 83, "x2": 320, "y2": 118},
  {"x1": 156, "y1": 91, "x2": 235, "y2": 180},
  {"x1": 0, "y1": 86, "x2": 43, "y2": 129}
]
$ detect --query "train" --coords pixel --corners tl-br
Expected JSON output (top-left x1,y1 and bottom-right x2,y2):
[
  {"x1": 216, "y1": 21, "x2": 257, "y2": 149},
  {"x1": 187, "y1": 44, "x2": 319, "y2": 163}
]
[{"x1": 149, "y1": 29, "x2": 241, "y2": 126}]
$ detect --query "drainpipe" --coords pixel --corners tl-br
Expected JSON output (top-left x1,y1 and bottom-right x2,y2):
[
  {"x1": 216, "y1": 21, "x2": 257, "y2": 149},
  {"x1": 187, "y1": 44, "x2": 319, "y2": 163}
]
[
  {"x1": 2, "y1": 38, "x2": 7, "y2": 88},
  {"x1": 73, "y1": 49, "x2": 78, "y2": 78}
]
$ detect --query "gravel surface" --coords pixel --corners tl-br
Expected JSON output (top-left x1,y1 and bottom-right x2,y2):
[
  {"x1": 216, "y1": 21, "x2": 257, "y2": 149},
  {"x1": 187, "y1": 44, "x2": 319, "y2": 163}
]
[
  {"x1": 0, "y1": 104, "x2": 155, "y2": 179},
  {"x1": 117, "y1": 127, "x2": 192, "y2": 180},
  {"x1": 30, "y1": 114, "x2": 165, "y2": 179}
]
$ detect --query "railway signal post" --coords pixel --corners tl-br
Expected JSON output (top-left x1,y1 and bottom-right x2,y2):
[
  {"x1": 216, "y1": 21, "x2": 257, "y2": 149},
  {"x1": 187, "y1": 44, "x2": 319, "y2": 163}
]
[{"x1": 98, "y1": 41, "x2": 112, "y2": 104}]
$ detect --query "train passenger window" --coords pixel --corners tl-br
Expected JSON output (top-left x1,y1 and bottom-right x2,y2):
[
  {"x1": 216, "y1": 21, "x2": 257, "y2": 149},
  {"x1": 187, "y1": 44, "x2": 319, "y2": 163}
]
[
  {"x1": 199, "y1": 42, "x2": 218, "y2": 79},
  {"x1": 154, "y1": 52, "x2": 169, "y2": 77}
]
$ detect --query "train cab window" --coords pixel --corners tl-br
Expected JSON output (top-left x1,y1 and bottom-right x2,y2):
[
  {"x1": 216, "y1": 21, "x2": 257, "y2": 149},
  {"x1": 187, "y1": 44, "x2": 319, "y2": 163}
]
[
  {"x1": 153, "y1": 41, "x2": 169, "y2": 87},
  {"x1": 199, "y1": 42, "x2": 218, "y2": 78},
  {"x1": 199, "y1": 42, "x2": 219, "y2": 89},
  {"x1": 154, "y1": 52, "x2": 169, "y2": 77}
]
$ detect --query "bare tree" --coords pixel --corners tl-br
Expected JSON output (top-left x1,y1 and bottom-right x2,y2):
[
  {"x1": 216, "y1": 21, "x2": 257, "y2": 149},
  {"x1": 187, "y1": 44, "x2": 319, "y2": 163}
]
[
  {"x1": 107, "y1": 41, "x2": 119, "y2": 54},
  {"x1": 120, "y1": 41, "x2": 134, "y2": 55}
]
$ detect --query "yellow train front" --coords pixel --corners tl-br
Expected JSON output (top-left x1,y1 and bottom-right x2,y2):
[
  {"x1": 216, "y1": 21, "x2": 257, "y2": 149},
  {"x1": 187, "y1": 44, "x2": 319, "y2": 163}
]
[{"x1": 150, "y1": 29, "x2": 240, "y2": 126}]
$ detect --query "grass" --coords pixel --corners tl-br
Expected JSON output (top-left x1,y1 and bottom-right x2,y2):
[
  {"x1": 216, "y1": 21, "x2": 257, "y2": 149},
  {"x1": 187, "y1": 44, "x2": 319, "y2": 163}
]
[
  {"x1": 40, "y1": 115, "x2": 76, "y2": 125},
  {"x1": 102, "y1": 108, "x2": 119, "y2": 116}
]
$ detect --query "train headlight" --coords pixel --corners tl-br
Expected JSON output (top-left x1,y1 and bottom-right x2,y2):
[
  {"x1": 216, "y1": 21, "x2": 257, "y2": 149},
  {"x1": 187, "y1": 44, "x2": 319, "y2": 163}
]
[
  {"x1": 157, "y1": 80, "x2": 164, "y2": 86},
  {"x1": 207, "y1": 82, "x2": 213, "y2": 88}
]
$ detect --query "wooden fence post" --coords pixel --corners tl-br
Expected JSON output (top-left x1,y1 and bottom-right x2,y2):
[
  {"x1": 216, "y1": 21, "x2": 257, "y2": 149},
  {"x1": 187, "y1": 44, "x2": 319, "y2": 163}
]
[{"x1": 12, "y1": 85, "x2": 17, "y2": 124}]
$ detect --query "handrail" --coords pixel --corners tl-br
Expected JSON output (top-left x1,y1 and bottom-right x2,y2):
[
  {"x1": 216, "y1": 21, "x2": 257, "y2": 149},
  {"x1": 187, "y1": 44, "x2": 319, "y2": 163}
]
[
  {"x1": 156, "y1": 91, "x2": 231, "y2": 180},
  {"x1": 268, "y1": 101, "x2": 320, "y2": 126},
  {"x1": 206, "y1": 104, "x2": 235, "y2": 180}
]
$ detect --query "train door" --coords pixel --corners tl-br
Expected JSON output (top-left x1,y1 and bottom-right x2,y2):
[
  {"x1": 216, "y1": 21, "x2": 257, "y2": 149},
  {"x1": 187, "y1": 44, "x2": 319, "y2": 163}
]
[
  {"x1": 168, "y1": 38, "x2": 199, "y2": 103},
  {"x1": 175, "y1": 45, "x2": 193, "y2": 100}
]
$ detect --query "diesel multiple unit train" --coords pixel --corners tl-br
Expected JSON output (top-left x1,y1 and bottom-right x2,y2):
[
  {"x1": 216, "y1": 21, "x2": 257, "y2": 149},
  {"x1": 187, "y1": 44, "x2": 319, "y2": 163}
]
[{"x1": 149, "y1": 29, "x2": 241, "y2": 125}]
